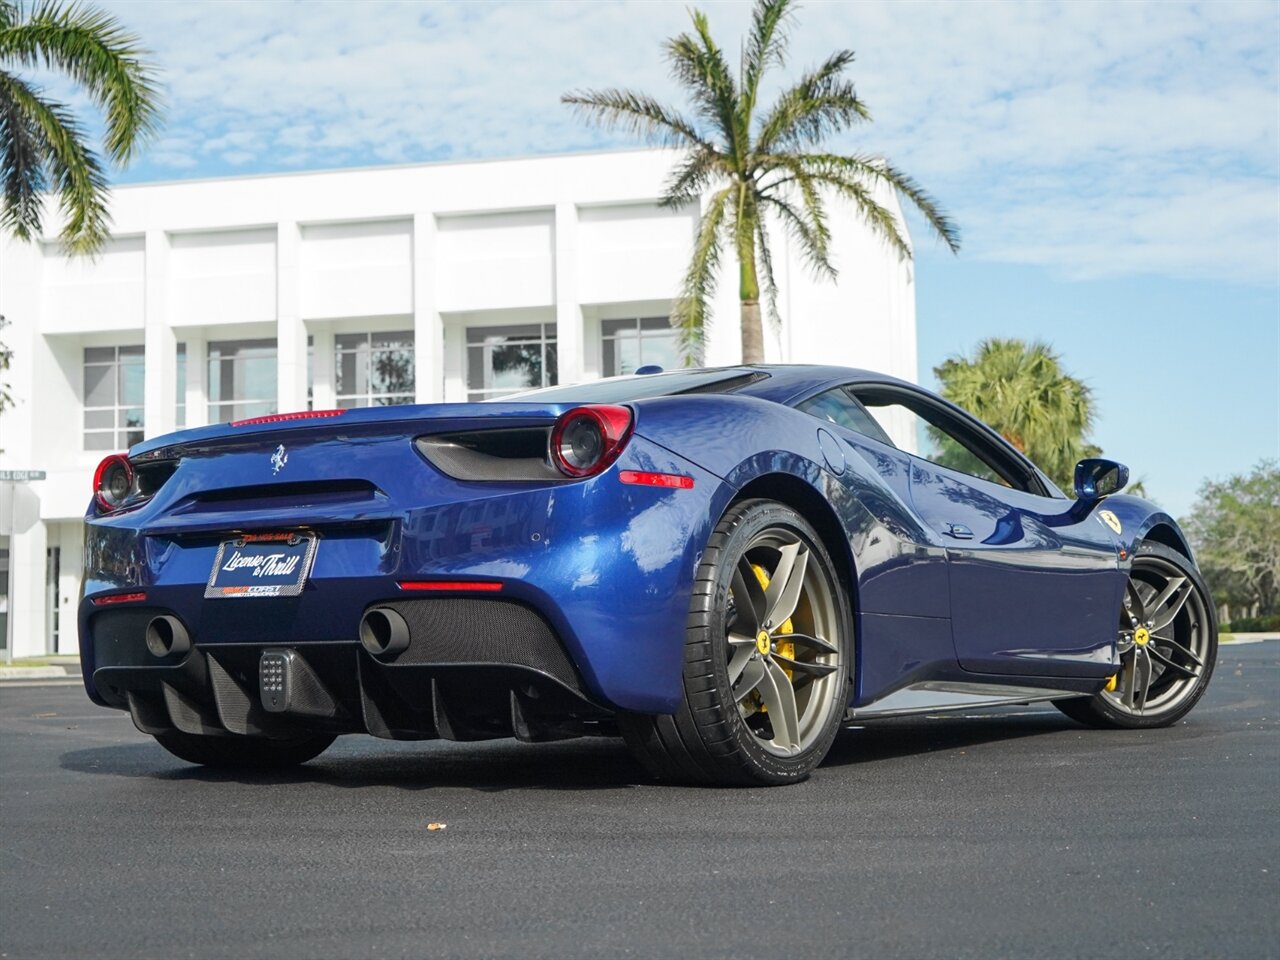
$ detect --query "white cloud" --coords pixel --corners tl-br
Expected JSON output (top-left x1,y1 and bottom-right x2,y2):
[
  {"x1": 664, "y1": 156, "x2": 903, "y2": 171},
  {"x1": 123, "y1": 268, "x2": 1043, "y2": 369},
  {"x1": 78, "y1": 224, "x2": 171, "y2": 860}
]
[{"x1": 60, "y1": 0, "x2": 1280, "y2": 285}]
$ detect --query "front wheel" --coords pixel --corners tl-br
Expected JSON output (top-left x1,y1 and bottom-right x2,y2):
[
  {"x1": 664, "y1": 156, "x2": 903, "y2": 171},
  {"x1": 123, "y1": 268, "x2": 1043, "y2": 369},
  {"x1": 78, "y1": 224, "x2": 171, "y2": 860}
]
[
  {"x1": 1055, "y1": 540, "x2": 1217, "y2": 729},
  {"x1": 154, "y1": 729, "x2": 336, "y2": 769},
  {"x1": 621, "y1": 499, "x2": 851, "y2": 786}
]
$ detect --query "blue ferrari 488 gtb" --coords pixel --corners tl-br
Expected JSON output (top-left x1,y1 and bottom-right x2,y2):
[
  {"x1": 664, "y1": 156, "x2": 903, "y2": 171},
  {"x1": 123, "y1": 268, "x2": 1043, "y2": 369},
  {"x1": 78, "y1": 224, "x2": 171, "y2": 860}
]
[{"x1": 79, "y1": 365, "x2": 1216, "y2": 785}]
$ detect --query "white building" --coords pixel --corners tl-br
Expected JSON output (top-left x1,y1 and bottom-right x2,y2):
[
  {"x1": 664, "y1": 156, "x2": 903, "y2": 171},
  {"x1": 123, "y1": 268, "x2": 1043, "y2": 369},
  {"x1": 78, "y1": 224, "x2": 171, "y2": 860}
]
[{"x1": 0, "y1": 147, "x2": 917, "y2": 658}]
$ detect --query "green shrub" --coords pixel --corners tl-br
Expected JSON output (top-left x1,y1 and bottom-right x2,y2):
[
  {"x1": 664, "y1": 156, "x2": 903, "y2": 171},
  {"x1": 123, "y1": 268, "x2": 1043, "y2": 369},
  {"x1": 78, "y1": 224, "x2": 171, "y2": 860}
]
[{"x1": 1224, "y1": 614, "x2": 1280, "y2": 633}]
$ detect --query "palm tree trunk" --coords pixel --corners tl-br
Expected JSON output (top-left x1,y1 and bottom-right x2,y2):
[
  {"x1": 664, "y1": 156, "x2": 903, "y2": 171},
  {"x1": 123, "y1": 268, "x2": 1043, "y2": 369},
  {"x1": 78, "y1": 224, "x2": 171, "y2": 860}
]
[{"x1": 738, "y1": 232, "x2": 764, "y2": 364}]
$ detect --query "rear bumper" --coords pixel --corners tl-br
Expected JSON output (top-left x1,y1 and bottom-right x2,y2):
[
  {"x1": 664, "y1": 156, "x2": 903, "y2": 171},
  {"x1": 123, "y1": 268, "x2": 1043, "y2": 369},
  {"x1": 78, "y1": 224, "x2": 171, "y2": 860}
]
[
  {"x1": 87, "y1": 597, "x2": 610, "y2": 742},
  {"x1": 79, "y1": 435, "x2": 735, "y2": 716}
]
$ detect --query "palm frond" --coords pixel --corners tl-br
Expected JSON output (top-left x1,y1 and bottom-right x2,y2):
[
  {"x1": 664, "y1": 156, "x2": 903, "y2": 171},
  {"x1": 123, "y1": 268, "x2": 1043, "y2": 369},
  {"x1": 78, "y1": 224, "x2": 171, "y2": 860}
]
[
  {"x1": 761, "y1": 193, "x2": 833, "y2": 280},
  {"x1": 754, "y1": 50, "x2": 866, "y2": 155},
  {"x1": 560, "y1": 88, "x2": 710, "y2": 150},
  {"x1": 0, "y1": 0, "x2": 162, "y2": 164},
  {"x1": 740, "y1": 0, "x2": 792, "y2": 118},
  {"x1": 0, "y1": 68, "x2": 48, "y2": 240},
  {"x1": 758, "y1": 157, "x2": 835, "y2": 278},
  {"x1": 873, "y1": 158, "x2": 961, "y2": 254},
  {"x1": 791, "y1": 153, "x2": 960, "y2": 253},
  {"x1": 661, "y1": 145, "x2": 725, "y2": 209},
  {"x1": 666, "y1": 10, "x2": 742, "y2": 165},
  {"x1": 822, "y1": 171, "x2": 910, "y2": 258},
  {"x1": 0, "y1": 68, "x2": 108, "y2": 253},
  {"x1": 671, "y1": 185, "x2": 732, "y2": 363}
]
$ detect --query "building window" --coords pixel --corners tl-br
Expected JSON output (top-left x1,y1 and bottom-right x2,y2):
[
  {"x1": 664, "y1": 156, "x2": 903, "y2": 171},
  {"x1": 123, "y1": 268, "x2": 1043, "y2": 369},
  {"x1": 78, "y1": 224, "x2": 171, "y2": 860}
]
[
  {"x1": 207, "y1": 339, "x2": 277, "y2": 423},
  {"x1": 83, "y1": 345, "x2": 144, "y2": 450},
  {"x1": 466, "y1": 324, "x2": 557, "y2": 400},
  {"x1": 176, "y1": 343, "x2": 186, "y2": 429},
  {"x1": 601, "y1": 317, "x2": 678, "y2": 377},
  {"x1": 335, "y1": 330, "x2": 415, "y2": 408}
]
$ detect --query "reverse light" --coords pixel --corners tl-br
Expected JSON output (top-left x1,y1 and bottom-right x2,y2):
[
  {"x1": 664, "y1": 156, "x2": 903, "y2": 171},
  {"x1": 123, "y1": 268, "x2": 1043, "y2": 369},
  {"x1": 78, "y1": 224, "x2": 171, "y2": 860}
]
[
  {"x1": 93, "y1": 454, "x2": 134, "y2": 513},
  {"x1": 549, "y1": 405, "x2": 634, "y2": 479},
  {"x1": 230, "y1": 409, "x2": 347, "y2": 428}
]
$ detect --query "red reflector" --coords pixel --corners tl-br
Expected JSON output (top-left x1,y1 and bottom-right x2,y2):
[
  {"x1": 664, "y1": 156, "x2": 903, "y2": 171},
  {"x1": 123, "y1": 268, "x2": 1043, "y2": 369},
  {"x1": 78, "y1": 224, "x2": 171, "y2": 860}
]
[
  {"x1": 619, "y1": 471, "x2": 695, "y2": 490},
  {"x1": 92, "y1": 591, "x2": 147, "y2": 606},
  {"x1": 230, "y1": 409, "x2": 347, "y2": 427},
  {"x1": 396, "y1": 581, "x2": 504, "y2": 593}
]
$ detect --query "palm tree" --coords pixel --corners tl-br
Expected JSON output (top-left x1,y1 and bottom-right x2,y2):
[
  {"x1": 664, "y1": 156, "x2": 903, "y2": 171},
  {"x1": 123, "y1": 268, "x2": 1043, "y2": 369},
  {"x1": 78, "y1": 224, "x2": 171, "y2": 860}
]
[
  {"x1": 0, "y1": 0, "x2": 161, "y2": 255},
  {"x1": 933, "y1": 338, "x2": 1099, "y2": 491},
  {"x1": 563, "y1": 0, "x2": 959, "y2": 364}
]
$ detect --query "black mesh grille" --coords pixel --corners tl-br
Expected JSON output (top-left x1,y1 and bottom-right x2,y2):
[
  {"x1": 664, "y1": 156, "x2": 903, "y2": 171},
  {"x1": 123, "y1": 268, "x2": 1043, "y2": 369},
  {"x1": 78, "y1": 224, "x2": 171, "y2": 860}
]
[
  {"x1": 380, "y1": 599, "x2": 580, "y2": 688},
  {"x1": 92, "y1": 609, "x2": 180, "y2": 668}
]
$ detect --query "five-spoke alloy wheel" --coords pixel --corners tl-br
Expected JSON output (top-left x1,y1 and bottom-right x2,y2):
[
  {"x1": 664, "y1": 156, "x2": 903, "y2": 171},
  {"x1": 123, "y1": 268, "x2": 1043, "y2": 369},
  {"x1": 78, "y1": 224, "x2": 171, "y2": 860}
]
[
  {"x1": 621, "y1": 499, "x2": 850, "y2": 785},
  {"x1": 1056, "y1": 540, "x2": 1217, "y2": 729}
]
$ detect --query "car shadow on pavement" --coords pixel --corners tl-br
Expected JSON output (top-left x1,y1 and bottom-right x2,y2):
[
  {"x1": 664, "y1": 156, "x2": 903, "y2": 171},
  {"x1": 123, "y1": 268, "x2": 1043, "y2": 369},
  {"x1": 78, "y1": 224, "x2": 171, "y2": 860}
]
[
  {"x1": 59, "y1": 736, "x2": 652, "y2": 792},
  {"x1": 59, "y1": 706, "x2": 1085, "y2": 790},
  {"x1": 823, "y1": 707, "x2": 1085, "y2": 769}
]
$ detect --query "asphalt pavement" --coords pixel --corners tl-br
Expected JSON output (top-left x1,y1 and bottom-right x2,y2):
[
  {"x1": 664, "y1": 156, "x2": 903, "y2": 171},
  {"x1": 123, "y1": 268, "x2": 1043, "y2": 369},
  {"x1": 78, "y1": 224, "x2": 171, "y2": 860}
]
[{"x1": 1, "y1": 641, "x2": 1276, "y2": 960}]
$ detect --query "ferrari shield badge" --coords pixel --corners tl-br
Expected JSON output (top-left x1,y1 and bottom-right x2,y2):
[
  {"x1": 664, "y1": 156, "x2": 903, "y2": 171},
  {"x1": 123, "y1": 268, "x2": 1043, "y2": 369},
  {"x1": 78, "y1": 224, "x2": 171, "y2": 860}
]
[{"x1": 1098, "y1": 510, "x2": 1122, "y2": 535}]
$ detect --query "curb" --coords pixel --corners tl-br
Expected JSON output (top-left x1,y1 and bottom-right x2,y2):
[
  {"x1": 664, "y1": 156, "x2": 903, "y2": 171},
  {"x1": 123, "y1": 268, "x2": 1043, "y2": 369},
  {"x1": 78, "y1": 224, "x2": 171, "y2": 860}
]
[{"x1": 0, "y1": 666, "x2": 75, "y2": 680}]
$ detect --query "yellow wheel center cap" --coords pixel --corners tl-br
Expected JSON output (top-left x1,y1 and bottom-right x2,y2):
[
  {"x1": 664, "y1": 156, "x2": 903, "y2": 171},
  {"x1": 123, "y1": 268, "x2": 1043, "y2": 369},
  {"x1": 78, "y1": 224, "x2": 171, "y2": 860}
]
[
  {"x1": 1134, "y1": 627, "x2": 1150, "y2": 646},
  {"x1": 756, "y1": 631, "x2": 771, "y2": 656}
]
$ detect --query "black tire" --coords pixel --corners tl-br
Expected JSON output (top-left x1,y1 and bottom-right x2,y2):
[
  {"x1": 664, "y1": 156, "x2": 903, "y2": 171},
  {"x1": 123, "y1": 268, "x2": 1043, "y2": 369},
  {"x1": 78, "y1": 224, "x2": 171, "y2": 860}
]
[
  {"x1": 620, "y1": 499, "x2": 852, "y2": 786},
  {"x1": 1055, "y1": 540, "x2": 1217, "y2": 729},
  {"x1": 154, "y1": 729, "x2": 336, "y2": 769}
]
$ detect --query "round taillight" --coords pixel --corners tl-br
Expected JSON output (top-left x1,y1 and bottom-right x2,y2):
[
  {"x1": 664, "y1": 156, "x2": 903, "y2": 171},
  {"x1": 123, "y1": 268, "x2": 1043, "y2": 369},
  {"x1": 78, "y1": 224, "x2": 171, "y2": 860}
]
[
  {"x1": 93, "y1": 454, "x2": 135, "y2": 513},
  {"x1": 549, "y1": 405, "x2": 633, "y2": 478}
]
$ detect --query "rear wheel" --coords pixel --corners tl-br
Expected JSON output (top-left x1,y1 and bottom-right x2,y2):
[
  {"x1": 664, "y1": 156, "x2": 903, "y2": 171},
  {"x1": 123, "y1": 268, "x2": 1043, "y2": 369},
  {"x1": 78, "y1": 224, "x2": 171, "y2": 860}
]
[
  {"x1": 1055, "y1": 541, "x2": 1216, "y2": 729},
  {"x1": 620, "y1": 499, "x2": 851, "y2": 786},
  {"x1": 154, "y1": 730, "x2": 336, "y2": 769}
]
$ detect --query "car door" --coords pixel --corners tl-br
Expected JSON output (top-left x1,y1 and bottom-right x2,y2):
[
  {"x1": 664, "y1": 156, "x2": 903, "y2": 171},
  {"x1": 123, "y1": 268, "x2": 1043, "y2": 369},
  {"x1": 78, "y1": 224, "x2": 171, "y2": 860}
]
[{"x1": 848, "y1": 383, "x2": 1125, "y2": 679}]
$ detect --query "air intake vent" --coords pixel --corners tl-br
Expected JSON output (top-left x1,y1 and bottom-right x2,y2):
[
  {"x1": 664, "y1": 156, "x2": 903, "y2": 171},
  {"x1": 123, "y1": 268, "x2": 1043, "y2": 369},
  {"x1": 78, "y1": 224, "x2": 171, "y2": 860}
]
[
  {"x1": 415, "y1": 428, "x2": 564, "y2": 482},
  {"x1": 182, "y1": 479, "x2": 380, "y2": 512}
]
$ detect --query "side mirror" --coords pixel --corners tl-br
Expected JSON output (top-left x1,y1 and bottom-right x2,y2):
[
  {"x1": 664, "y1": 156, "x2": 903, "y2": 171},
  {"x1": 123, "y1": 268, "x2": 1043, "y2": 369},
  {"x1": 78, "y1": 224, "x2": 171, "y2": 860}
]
[{"x1": 1074, "y1": 458, "x2": 1129, "y2": 502}]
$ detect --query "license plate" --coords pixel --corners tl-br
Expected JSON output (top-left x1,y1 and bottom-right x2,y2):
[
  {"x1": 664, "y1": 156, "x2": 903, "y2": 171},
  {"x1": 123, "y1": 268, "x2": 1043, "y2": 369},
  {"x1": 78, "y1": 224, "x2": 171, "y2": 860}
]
[{"x1": 205, "y1": 532, "x2": 318, "y2": 599}]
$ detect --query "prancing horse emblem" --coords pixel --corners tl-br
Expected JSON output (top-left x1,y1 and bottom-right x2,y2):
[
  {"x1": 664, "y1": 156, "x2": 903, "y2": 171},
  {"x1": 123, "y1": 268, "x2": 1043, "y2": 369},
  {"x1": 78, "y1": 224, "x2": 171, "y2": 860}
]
[{"x1": 270, "y1": 444, "x2": 288, "y2": 475}]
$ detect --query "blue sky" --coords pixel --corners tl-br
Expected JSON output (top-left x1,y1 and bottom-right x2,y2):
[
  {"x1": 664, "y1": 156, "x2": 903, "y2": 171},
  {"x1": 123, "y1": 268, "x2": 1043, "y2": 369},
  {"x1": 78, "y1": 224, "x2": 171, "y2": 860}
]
[{"x1": 41, "y1": 0, "x2": 1280, "y2": 517}]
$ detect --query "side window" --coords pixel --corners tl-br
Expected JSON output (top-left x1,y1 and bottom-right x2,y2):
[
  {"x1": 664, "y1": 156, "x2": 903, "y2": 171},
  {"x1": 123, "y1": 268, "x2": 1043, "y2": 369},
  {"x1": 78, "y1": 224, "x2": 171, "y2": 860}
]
[
  {"x1": 797, "y1": 388, "x2": 893, "y2": 445},
  {"x1": 852, "y1": 389, "x2": 1028, "y2": 491}
]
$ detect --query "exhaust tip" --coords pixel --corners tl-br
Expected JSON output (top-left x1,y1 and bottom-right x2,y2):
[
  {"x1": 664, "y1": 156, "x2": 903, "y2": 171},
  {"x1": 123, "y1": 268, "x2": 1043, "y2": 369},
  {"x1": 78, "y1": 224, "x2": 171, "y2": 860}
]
[
  {"x1": 360, "y1": 607, "x2": 410, "y2": 659},
  {"x1": 145, "y1": 615, "x2": 190, "y2": 658}
]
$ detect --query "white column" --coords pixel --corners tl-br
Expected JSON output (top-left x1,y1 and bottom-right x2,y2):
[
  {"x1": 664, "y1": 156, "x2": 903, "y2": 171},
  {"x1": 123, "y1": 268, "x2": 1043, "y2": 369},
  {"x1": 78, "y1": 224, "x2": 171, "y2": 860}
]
[
  {"x1": 8, "y1": 498, "x2": 46, "y2": 658},
  {"x1": 312, "y1": 323, "x2": 335, "y2": 409},
  {"x1": 412, "y1": 213, "x2": 443, "y2": 403},
  {"x1": 183, "y1": 334, "x2": 208, "y2": 429},
  {"x1": 56, "y1": 519, "x2": 82, "y2": 653},
  {"x1": 143, "y1": 229, "x2": 177, "y2": 439},
  {"x1": 276, "y1": 221, "x2": 307, "y2": 413},
  {"x1": 553, "y1": 202, "x2": 583, "y2": 386}
]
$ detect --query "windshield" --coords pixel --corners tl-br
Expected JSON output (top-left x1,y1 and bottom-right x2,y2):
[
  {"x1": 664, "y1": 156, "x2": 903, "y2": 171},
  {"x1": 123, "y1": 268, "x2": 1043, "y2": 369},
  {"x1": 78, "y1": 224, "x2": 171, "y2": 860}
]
[{"x1": 499, "y1": 369, "x2": 768, "y2": 403}]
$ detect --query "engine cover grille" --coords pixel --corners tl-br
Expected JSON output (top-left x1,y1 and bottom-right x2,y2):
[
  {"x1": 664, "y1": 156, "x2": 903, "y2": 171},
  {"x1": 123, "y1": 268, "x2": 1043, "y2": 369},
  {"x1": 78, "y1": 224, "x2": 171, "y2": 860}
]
[{"x1": 378, "y1": 598, "x2": 580, "y2": 689}]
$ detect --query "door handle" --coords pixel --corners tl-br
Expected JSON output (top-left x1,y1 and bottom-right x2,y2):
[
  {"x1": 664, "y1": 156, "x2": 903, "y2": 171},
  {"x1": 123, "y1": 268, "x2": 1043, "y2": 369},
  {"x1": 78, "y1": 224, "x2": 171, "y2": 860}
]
[{"x1": 945, "y1": 523, "x2": 974, "y2": 540}]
